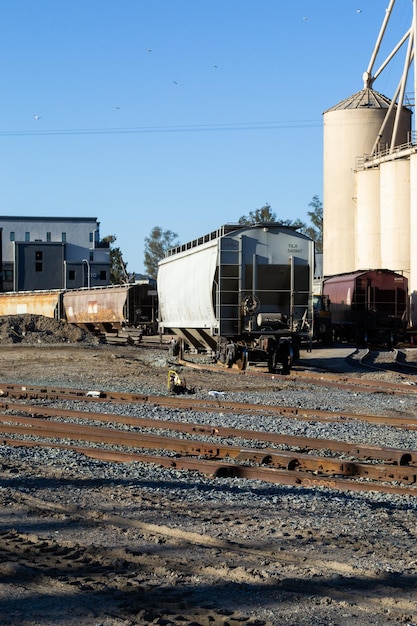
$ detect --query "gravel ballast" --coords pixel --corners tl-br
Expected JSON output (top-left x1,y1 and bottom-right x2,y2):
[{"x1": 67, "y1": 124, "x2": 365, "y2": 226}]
[{"x1": 0, "y1": 329, "x2": 417, "y2": 625}]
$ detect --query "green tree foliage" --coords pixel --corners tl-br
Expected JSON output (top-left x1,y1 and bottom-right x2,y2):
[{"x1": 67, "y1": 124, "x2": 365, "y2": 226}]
[
  {"x1": 102, "y1": 234, "x2": 131, "y2": 284},
  {"x1": 238, "y1": 197, "x2": 323, "y2": 251},
  {"x1": 238, "y1": 203, "x2": 277, "y2": 225},
  {"x1": 303, "y1": 195, "x2": 323, "y2": 253},
  {"x1": 144, "y1": 226, "x2": 179, "y2": 279},
  {"x1": 238, "y1": 203, "x2": 306, "y2": 230}
]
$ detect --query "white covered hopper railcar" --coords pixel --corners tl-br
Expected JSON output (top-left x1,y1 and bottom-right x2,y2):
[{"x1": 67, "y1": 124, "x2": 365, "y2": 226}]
[{"x1": 158, "y1": 223, "x2": 314, "y2": 373}]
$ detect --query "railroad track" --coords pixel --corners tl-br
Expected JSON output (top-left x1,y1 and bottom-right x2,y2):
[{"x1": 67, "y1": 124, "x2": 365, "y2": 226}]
[
  {"x1": 0, "y1": 382, "x2": 416, "y2": 427},
  {"x1": 179, "y1": 354, "x2": 417, "y2": 395},
  {"x1": 1, "y1": 385, "x2": 417, "y2": 496},
  {"x1": 348, "y1": 348, "x2": 417, "y2": 376}
]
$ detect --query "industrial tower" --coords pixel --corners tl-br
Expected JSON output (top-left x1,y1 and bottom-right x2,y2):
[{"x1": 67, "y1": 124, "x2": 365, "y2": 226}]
[{"x1": 323, "y1": 0, "x2": 417, "y2": 324}]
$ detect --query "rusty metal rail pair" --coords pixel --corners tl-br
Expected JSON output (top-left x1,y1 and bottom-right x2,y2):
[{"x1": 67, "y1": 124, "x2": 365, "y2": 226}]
[
  {"x1": 1, "y1": 402, "x2": 417, "y2": 495},
  {"x1": 4, "y1": 436, "x2": 415, "y2": 496},
  {"x1": 2, "y1": 401, "x2": 414, "y2": 465},
  {"x1": 2, "y1": 433, "x2": 416, "y2": 497},
  {"x1": 0, "y1": 382, "x2": 416, "y2": 430}
]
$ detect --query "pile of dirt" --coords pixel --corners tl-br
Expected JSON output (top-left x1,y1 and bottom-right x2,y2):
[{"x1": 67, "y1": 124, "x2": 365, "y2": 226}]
[{"x1": 0, "y1": 315, "x2": 101, "y2": 345}]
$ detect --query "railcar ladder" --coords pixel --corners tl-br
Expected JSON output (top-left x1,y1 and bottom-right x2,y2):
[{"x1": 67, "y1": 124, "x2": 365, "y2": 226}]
[{"x1": 217, "y1": 235, "x2": 242, "y2": 337}]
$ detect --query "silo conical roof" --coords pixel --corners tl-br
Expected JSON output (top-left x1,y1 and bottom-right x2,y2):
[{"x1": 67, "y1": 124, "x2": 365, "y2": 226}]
[{"x1": 324, "y1": 88, "x2": 393, "y2": 113}]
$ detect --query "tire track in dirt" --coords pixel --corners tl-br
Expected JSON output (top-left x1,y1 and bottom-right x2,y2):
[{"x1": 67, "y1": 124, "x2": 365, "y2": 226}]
[{"x1": 2, "y1": 489, "x2": 417, "y2": 625}]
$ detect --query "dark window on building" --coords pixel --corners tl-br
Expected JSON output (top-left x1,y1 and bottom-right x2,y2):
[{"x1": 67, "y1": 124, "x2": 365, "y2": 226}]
[
  {"x1": 46, "y1": 232, "x2": 51, "y2": 242},
  {"x1": 25, "y1": 232, "x2": 30, "y2": 242},
  {"x1": 62, "y1": 232, "x2": 66, "y2": 242},
  {"x1": 89, "y1": 251, "x2": 94, "y2": 262},
  {"x1": 35, "y1": 263, "x2": 42, "y2": 272},
  {"x1": 100, "y1": 270, "x2": 106, "y2": 280},
  {"x1": 89, "y1": 232, "x2": 93, "y2": 243},
  {"x1": 35, "y1": 251, "x2": 43, "y2": 261},
  {"x1": 68, "y1": 270, "x2": 75, "y2": 280},
  {"x1": 10, "y1": 232, "x2": 15, "y2": 242},
  {"x1": 4, "y1": 270, "x2": 13, "y2": 282}
]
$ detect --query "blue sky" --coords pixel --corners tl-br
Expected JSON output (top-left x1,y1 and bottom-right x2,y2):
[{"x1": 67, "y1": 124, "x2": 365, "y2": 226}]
[{"x1": 0, "y1": 0, "x2": 413, "y2": 273}]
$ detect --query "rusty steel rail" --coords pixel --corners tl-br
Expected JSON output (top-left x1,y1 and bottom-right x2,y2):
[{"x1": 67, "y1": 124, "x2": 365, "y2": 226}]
[
  {"x1": 2, "y1": 434, "x2": 417, "y2": 497},
  {"x1": 2, "y1": 402, "x2": 415, "y2": 465},
  {"x1": 1, "y1": 411, "x2": 417, "y2": 491},
  {"x1": 0, "y1": 383, "x2": 417, "y2": 430}
]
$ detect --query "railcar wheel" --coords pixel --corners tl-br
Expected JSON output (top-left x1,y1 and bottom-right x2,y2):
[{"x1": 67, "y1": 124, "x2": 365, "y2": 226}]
[
  {"x1": 279, "y1": 341, "x2": 294, "y2": 375},
  {"x1": 267, "y1": 341, "x2": 294, "y2": 374}
]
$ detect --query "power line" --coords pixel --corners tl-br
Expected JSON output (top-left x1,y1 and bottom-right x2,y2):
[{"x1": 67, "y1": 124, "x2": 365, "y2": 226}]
[{"x1": 0, "y1": 119, "x2": 322, "y2": 138}]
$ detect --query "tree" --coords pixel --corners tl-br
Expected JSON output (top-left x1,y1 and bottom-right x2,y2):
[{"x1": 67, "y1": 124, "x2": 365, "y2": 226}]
[
  {"x1": 238, "y1": 203, "x2": 306, "y2": 230},
  {"x1": 144, "y1": 226, "x2": 179, "y2": 279},
  {"x1": 102, "y1": 234, "x2": 131, "y2": 284},
  {"x1": 238, "y1": 203, "x2": 277, "y2": 225},
  {"x1": 303, "y1": 195, "x2": 323, "y2": 253},
  {"x1": 237, "y1": 197, "x2": 323, "y2": 251}
]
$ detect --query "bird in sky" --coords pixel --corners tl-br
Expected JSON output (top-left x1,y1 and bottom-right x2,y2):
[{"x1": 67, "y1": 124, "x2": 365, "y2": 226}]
[{"x1": 34, "y1": 114, "x2": 41, "y2": 120}]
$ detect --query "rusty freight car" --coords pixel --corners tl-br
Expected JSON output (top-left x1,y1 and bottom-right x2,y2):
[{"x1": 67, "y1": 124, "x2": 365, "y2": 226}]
[
  {"x1": 63, "y1": 282, "x2": 157, "y2": 334},
  {"x1": 0, "y1": 289, "x2": 63, "y2": 319},
  {"x1": 318, "y1": 269, "x2": 408, "y2": 346},
  {"x1": 0, "y1": 281, "x2": 158, "y2": 336}
]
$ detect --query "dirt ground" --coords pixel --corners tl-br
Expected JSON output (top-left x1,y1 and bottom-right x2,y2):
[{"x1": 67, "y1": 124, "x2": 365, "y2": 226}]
[{"x1": 0, "y1": 317, "x2": 416, "y2": 625}]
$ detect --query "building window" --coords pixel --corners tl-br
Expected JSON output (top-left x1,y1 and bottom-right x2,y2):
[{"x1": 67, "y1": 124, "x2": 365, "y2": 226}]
[
  {"x1": 25, "y1": 232, "x2": 30, "y2": 242},
  {"x1": 89, "y1": 232, "x2": 93, "y2": 243},
  {"x1": 46, "y1": 232, "x2": 51, "y2": 242},
  {"x1": 68, "y1": 270, "x2": 75, "y2": 281},
  {"x1": 10, "y1": 232, "x2": 15, "y2": 242},
  {"x1": 61, "y1": 232, "x2": 66, "y2": 242},
  {"x1": 100, "y1": 270, "x2": 107, "y2": 280},
  {"x1": 35, "y1": 263, "x2": 42, "y2": 272},
  {"x1": 35, "y1": 251, "x2": 43, "y2": 260},
  {"x1": 89, "y1": 251, "x2": 94, "y2": 262}
]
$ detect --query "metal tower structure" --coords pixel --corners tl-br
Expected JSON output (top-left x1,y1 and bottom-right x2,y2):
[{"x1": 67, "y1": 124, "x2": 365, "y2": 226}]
[
  {"x1": 362, "y1": 0, "x2": 416, "y2": 153},
  {"x1": 323, "y1": 0, "x2": 417, "y2": 285}
]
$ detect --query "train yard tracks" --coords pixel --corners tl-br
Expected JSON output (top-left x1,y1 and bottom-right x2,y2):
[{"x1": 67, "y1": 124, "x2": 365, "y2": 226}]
[
  {"x1": 2, "y1": 344, "x2": 417, "y2": 625},
  {"x1": 357, "y1": 347, "x2": 417, "y2": 375},
  {"x1": 298, "y1": 345, "x2": 417, "y2": 378},
  {"x1": 1, "y1": 382, "x2": 417, "y2": 497},
  {"x1": 181, "y1": 349, "x2": 417, "y2": 395}
]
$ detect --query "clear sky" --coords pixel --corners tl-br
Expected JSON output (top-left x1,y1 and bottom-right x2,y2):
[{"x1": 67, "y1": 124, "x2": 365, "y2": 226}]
[{"x1": 0, "y1": 0, "x2": 413, "y2": 274}]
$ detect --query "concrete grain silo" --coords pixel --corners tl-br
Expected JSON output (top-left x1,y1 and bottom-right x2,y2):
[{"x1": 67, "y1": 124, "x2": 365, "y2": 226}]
[
  {"x1": 355, "y1": 167, "x2": 381, "y2": 269},
  {"x1": 323, "y1": 88, "x2": 410, "y2": 277},
  {"x1": 322, "y1": 0, "x2": 417, "y2": 327},
  {"x1": 380, "y1": 158, "x2": 410, "y2": 271},
  {"x1": 409, "y1": 153, "x2": 417, "y2": 323}
]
